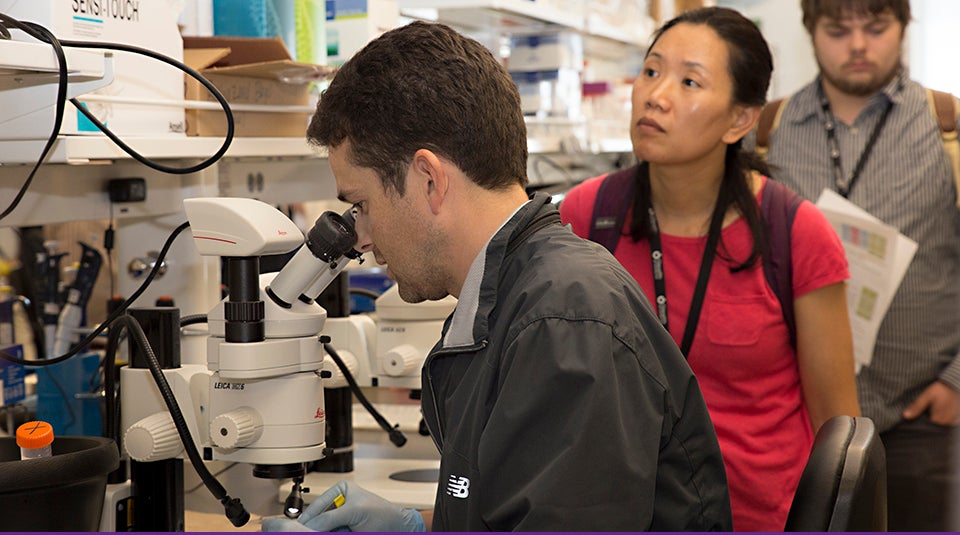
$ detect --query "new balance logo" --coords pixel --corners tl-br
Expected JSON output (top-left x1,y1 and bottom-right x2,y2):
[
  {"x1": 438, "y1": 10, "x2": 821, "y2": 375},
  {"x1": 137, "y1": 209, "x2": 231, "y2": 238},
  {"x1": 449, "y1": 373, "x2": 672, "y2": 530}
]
[{"x1": 446, "y1": 475, "x2": 470, "y2": 498}]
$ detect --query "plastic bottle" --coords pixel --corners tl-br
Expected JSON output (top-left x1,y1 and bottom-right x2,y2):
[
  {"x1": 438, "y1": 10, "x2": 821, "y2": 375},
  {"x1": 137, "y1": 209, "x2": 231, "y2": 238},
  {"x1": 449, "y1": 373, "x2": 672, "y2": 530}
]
[{"x1": 16, "y1": 421, "x2": 54, "y2": 460}]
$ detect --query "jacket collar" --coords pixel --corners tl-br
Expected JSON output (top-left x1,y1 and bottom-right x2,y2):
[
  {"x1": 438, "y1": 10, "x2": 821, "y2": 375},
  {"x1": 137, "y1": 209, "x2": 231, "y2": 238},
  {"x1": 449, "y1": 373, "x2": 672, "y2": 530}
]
[{"x1": 442, "y1": 192, "x2": 555, "y2": 348}]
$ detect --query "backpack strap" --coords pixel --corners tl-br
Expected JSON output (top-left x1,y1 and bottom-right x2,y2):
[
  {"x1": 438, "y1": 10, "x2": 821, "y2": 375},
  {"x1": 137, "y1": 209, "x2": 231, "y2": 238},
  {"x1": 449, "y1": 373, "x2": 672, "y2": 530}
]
[
  {"x1": 756, "y1": 97, "x2": 789, "y2": 159},
  {"x1": 589, "y1": 166, "x2": 638, "y2": 254},
  {"x1": 592, "y1": 167, "x2": 803, "y2": 346},
  {"x1": 927, "y1": 88, "x2": 960, "y2": 207},
  {"x1": 760, "y1": 178, "x2": 804, "y2": 348}
]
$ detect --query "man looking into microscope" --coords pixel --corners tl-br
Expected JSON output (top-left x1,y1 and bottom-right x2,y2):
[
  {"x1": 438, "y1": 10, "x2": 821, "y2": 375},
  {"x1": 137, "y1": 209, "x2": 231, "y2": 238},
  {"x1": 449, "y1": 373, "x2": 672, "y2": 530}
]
[{"x1": 263, "y1": 20, "x2": 731, "y2": 532}]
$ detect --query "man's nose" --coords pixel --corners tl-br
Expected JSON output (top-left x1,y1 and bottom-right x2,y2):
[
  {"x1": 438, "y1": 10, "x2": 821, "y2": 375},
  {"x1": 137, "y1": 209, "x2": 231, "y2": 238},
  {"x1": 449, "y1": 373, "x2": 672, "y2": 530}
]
[{"x1": 850, "y1": 29, "x2": 867, "y2": 52}]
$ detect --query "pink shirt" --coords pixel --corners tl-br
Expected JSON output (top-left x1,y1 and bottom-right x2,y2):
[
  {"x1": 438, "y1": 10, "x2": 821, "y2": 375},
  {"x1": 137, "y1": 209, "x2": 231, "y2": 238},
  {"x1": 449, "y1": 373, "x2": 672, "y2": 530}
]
[{"x1": 560, "y1": 174, "x2": 849, "y2": 531}]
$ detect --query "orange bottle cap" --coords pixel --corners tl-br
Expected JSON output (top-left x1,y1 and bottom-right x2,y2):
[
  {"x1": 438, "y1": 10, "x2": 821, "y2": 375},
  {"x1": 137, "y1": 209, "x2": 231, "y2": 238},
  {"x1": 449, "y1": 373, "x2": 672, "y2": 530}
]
[{"x1": 16, "y1": 421, "x2": 54, "y2": 449}]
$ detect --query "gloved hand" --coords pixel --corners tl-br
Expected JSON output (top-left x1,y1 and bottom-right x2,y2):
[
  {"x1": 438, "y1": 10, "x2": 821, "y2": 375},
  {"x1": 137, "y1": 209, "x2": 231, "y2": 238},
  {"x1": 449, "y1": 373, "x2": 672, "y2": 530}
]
[
  {"x1": 261, "y1": 480, "x2": 426, "y2": 532},
  {"x1": 259, "y1": 517, "x2": 315, "y2": 532}
]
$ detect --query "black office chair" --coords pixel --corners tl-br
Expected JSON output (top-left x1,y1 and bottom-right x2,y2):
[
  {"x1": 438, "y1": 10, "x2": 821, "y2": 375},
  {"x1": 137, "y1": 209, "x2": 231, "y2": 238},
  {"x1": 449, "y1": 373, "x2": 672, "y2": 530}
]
[{"x1": 784, "y1": 415, "x2": 887, "y2": 531}]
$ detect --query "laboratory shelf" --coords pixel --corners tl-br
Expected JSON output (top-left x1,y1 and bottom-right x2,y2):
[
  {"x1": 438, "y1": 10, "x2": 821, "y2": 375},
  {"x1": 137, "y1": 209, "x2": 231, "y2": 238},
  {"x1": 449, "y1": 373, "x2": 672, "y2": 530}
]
[
  {"x1": 0, "y1": 132, "x2": 589, "y2": 166},
  {"x1": 399, "y1": 0, "x2": 585, "y2": 33},
  {"x1": 0, "y1": 135, "x2": 323, "y2": 165},
  {"x1": 0, "y1": 39, "x2": 107, "y2": 81},
  {"x1": 590, "y1": 137, "x2": 633, "y2": 154},
  {"x1": 399, "y1": 0, "x2": 651, "y2": 51},
  {"x1": 584, "y1": 17, "x2": 651, "y2": 49}
]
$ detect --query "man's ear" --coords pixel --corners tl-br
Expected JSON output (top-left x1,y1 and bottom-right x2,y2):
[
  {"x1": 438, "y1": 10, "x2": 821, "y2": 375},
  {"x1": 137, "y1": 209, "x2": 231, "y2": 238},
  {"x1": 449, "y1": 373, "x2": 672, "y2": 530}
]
[
  {"x1": 723, "y1": 105, "x2": 761, "y2": 144},
  {"x1": 411, "y1": 149, "x2": 448, "y2": 215}
]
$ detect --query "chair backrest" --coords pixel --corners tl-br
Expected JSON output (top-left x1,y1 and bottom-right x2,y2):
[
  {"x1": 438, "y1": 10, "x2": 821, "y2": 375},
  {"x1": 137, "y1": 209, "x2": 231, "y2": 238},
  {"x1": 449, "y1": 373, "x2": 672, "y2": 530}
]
[{"x1": 784, "y1": 415, "x2": 887, "y2": 531}]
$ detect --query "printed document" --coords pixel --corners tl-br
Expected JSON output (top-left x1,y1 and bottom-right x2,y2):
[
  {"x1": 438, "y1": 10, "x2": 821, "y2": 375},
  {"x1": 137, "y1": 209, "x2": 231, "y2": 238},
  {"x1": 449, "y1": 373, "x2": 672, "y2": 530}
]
[{"x1": 815, "y1": 189, "x2": 917, "y2": 372}]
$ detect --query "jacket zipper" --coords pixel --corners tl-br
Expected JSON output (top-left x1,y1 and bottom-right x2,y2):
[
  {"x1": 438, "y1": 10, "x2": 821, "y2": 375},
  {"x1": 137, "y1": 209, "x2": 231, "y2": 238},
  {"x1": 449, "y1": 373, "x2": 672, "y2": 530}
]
[
  {"x1": 423, "y1": 340, "x2": 487, "y2": 451},
  {"x1": 423, "y1": 203, "x2": 550, "y2": 454}
]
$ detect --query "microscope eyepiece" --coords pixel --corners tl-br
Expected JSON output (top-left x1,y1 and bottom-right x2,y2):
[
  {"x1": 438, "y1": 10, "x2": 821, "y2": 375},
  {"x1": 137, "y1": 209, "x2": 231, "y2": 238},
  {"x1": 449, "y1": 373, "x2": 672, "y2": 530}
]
[
  {"x1": 266, "y1": 211, "x2": 360, "y2": 307},
  {"x1": 305, "y1": 212, "x2": 358, "y2": 262}
]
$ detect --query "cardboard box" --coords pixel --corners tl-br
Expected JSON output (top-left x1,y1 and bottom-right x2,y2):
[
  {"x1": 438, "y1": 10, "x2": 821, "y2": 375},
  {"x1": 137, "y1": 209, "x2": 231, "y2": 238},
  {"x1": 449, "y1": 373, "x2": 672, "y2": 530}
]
[
  {"x1": 0, "y1": 0, "x2": 186, "y2": 138},
  {"x1": 183, "y1": 36, "x2": 333, "y2": 137}
]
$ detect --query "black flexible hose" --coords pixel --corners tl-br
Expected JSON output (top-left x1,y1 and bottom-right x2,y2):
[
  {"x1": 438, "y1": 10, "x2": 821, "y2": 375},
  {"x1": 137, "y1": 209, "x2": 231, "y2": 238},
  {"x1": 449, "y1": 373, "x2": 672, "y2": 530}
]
[
  {"x1": 103, "y1": 322, "x2": 123, "y2": 444},
  {"x1": 58, "y1": 38, "x2": 233, "y2": 175},
  {"x1": 180, "y1": 314, "x2": 209, "y2": 328},
  {"x1": 0, "y1": 15, "x2": 67, "y2": 222},
  {"x1": 0, "y1": 12, "x2": 234, "y2": 222},
  {"x1": 323, "y1": 342, "x2": 406, "y2": 447},
  {"x1": 118, "y1": 313, "x2": 249, "y2": 527}
]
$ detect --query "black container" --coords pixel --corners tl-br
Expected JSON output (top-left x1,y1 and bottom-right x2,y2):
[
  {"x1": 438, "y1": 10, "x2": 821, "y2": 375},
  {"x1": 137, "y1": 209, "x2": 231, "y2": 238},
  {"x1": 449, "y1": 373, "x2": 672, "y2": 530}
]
[{"x1": 0, "y1": 436, "x2": 120, "y2": 531}]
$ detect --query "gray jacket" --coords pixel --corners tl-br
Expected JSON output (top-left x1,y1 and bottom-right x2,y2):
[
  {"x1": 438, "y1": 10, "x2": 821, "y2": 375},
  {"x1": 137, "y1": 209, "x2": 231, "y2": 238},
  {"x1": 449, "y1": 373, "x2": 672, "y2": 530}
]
[{"x1": 420, "y1": 193, "x2": 732, "y2": 531}]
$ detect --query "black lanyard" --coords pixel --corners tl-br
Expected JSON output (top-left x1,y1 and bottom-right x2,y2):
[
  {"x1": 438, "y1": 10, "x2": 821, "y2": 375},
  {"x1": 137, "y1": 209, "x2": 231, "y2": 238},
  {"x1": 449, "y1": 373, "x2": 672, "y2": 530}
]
[
  {"x1": 819, "y1": 86, "x2": 894, "y2": 198},
  {"x1": 646, "y1": 188, "x2": 726, "y2": 358}
]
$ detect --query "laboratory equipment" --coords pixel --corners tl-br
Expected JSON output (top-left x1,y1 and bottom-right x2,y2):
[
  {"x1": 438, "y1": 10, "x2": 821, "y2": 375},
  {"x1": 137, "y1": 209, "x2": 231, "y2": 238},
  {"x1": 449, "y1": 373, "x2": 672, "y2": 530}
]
[
  {"x1": 372, "y1": 284, "x2": 456, "y2": 389},
  {"x1": 283, "y1": 282, "x2": 456, "y2": 513},
  {"x1": 117, "y1": 196, "x2": 455, "y2": 528},
  {"x1": 119, "y1": 197, "x2": 370, "y2": 528},
  {"x1": 50, "y1": 242, "x2": 103, "y2": 357},
  {"x1": 35, "y1": 242, "x2": 67, "y2": 359}
]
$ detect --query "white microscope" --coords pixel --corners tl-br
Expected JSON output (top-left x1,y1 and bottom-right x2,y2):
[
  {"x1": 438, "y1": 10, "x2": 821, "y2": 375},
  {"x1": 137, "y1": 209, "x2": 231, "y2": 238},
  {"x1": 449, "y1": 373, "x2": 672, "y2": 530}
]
[{"x1": 118, "y1": 197, "x2": 371, "y2": 528}]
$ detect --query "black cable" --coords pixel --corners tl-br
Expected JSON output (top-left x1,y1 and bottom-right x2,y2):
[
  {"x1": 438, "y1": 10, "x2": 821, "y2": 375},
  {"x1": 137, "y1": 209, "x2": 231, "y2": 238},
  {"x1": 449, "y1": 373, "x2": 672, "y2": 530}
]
[
  {"x1": 102, "y1": 318, "x2": 134, "y2": 450},
  {"x1": 102, "y1": 320, "x2": 122, "y2": 444},
  {"x1": 323, "y1": 343, "x2": 407, "y2": 448},
  {"x1": 0, "y1": 12, "x2": 235, "y2": 222},
  {"x1": 87, "y1": 357, "x2": 103, "y2": 393},
  {"x1": 184, "y1": 462, "x2": 239, "y2": 494},
  {"x1": 106, "y1": 203, "x2": 116, "y2": 298},
  {"x1": 0, "y1": 221, "x2": 191, "y2": 367},
  {"x1": 70, "y1": 93, "x2": 231, "y2": 174},
  {"x1": 63, "y1": 284, "x2": 248, "y2": 526},
  {"x1": 118, "y1": 313, "x2": 249, "y2": 527},
  {"x1": 40, "y1": 367, "x2": 77, "y2": 429},
  {"x1": 179, "y1": 314, "x2": 209, "y2": 328},
  {"x1": 0, "y1": 189, "x2": 244, "y2": 526},
  {"x1": 58, "y1": 37, "x2": 234, "y2": 174},
  {"x1": 0, "y1": 15, "x2": 67, "y2": 223}
]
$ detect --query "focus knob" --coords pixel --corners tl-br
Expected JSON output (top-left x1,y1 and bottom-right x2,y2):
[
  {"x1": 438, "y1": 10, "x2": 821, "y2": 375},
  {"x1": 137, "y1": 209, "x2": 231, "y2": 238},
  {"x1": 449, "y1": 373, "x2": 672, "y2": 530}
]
[
  {"x1": 323, "y1": 349, "x2": 359, "y2": 389},
  {"x1": 124, "y1": 412, "x2": 183, "y2": 462},
  {"x1": 210, "y1": 408, "x2": 263, "y2": 449},
  {"x1": 381, "y1": 344, "x2": 421, "y2": 377}
]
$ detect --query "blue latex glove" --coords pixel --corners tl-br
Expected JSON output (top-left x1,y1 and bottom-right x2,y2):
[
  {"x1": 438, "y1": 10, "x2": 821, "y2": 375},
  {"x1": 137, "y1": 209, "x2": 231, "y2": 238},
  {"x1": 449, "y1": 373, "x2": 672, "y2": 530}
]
[
  {"x1": 261, "y1": 480, "x2": 426, "y2": 532},
  {"x1": 260, "y1": 517, "x2": 315, "y2": 532}
]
